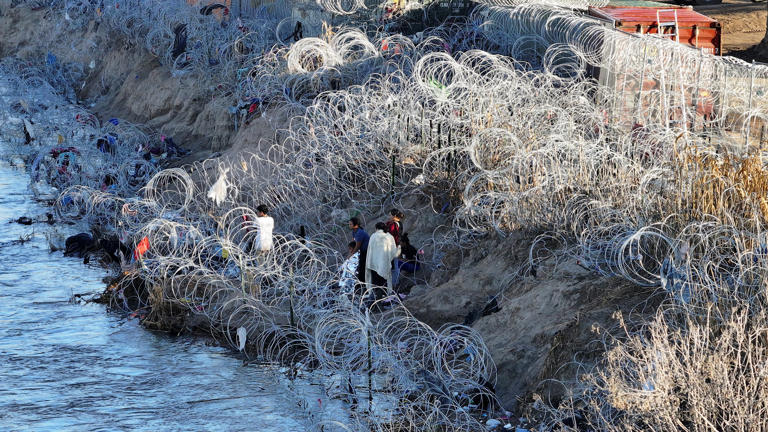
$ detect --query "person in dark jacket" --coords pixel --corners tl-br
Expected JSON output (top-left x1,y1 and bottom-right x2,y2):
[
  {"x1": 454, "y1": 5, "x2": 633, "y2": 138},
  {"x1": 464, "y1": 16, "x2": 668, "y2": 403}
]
[
  {"x1": 348, "y1": 217, "x2": 369, "y2": 283},
  {"x1": 397, "y1": 233, "x2": 420, "y2": 273}
]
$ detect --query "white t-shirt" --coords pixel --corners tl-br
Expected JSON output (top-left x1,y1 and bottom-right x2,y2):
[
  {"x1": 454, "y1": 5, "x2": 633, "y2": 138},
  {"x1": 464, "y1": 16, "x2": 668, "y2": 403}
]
[{"x1": 253, "y1": 216, "x2": 274, "y2": 252}]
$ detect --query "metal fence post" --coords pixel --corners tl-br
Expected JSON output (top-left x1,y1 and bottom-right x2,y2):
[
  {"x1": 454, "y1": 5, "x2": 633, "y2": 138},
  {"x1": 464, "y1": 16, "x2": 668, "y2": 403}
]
[
  {"x1": 691, "y1": 48, "x2": 703, "y2": 133},
  {"x1": 746, "y1": 60, "x2": 755, "y2": 147},
  {"x1": 633, "y1": 41, "x2": 648, "y2": 125}
]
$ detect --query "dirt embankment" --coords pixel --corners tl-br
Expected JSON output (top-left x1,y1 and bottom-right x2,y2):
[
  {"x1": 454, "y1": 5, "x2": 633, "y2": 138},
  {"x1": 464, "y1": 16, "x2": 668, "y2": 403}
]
[
  {"x1": 0, "y1": 6, "x2": 657, "y2": 413},
  {"x1": 0, "y1": 7, "x2": 277, "y2": 159},
  {"x1": 405, "y1": 232, "x2": 658, "y2": 410},
  {"x1": 693, "y1": 0, "x2": 767, "y2": 57}
]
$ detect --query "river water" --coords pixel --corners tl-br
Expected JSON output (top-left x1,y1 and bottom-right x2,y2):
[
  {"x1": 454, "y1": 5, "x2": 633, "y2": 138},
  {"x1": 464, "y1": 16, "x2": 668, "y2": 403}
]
[{"x1": 0, "y1": 156, "x2": 309, "y2": 431}]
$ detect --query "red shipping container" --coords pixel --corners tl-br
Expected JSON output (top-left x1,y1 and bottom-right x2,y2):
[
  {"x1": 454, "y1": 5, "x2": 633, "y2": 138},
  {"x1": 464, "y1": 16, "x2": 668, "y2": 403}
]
[{"x1": 589, "y1": 2, "x2": 721, "y2": 55}]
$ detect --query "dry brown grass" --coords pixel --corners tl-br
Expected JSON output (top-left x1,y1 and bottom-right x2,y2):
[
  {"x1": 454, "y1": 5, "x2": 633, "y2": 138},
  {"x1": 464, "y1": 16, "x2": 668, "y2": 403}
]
[{"x1": 676, "y1": 145, "x2": 768, "y2": 226}]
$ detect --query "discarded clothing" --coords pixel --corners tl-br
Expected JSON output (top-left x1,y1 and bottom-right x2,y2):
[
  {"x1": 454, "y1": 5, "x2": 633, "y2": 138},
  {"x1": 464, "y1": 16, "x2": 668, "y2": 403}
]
[
  {"x1": 14, "y1": 216, "x2": 33, "y2": 225},
  {"x1": 50, "y1": 146, "x2": 80, "y2": 158},
  {"x1": 207, "y1": 169, "x2": 229, "y2": 206},
  {"x1": 172, "y1": 24, "x2": 188, "y2": 59},
  {"x1": 23, "y1": 118, "x2": 35, "y2": 143},
  {"x1": 283, "y1": 21, "x2": 303, "y2": 42},
  {"x1": 200, "y1": 3, "x2": 227, "y2": 15},
  {"x1": 64, "y1": 233, "x2": 94, "y2": 258},
  {"x1": 133, "y1": 236, "x2": 150, "y2": 261},
  {"x1": 99, "y1": 236, "x2": 131, "y2": 262},
  {"x1": 162, "y1": 136, "x2": 190, "y2": 156},
  {"x1": 96, "y1": 134, "x2": 116, "y2": 154}
]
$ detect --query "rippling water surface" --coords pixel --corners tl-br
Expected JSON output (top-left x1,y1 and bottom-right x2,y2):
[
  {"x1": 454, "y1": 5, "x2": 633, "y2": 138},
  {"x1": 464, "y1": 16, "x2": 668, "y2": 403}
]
[{"x1": 0, "y1": 157, "x2": 307, "y2": 431}]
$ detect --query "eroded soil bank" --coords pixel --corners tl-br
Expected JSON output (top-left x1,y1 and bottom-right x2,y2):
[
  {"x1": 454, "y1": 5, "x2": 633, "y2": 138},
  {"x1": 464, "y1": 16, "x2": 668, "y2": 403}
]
[{"x1": 0, "y1": 6, "x2": 662, "y2": 412}]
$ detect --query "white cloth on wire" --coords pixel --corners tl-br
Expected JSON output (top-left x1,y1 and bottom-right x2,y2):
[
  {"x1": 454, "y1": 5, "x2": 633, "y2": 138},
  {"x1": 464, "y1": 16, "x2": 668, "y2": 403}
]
[
  {"x1": 236, "y1": 327, "x2": 247, "y2": 351},
  {"x1": 207, "y1": 168, "x2": 229, "y2": 206}
]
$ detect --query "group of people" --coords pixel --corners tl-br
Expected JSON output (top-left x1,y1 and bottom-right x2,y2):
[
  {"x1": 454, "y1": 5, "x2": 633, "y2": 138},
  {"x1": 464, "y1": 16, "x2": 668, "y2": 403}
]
[
  {"x1": 129, "y1": 204, "x2": 274, "y2": 268},
  {"x1": 126, "y1": 198, "x2": 420, "y2": 306},
  {"x1": 343, "y1": 209, "x2": 421, "y2": 303}
]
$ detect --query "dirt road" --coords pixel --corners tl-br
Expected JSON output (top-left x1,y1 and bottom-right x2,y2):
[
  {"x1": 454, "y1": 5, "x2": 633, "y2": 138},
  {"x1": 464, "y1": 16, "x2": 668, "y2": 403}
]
[{"x1": 692, "y1": 0, "x2": 766, "y2": 54}]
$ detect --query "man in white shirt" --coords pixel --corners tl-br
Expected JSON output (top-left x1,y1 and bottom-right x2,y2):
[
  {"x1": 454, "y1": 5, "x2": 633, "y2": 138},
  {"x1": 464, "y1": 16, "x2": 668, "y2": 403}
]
[{"x1": 253, "y1": 204, "x2": 274, "y2": 253}]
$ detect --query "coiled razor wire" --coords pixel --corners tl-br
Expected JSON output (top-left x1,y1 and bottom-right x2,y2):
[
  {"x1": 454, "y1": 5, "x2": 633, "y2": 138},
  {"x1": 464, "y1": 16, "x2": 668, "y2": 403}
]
[
  {"x1": 7, "y1": 0, "x2": 768, "y2": 429},
  {"x1": 1, "y1": 61, "x2": 501, "y2": 432}
]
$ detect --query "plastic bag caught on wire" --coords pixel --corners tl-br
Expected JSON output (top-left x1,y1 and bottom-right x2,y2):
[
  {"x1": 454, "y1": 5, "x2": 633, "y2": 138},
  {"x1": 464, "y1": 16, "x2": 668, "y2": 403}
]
[{"x1": 207, "y1": 168, "x2": 229, "y2": 206}]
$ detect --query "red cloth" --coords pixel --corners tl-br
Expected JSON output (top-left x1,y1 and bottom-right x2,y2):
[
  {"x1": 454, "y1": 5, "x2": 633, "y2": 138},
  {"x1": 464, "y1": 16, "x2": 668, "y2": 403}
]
[
  {"x1": 50, "y1": 147, "x2": 80, "y2": 158},
  {"x1": 133, "y1": 236, "x2": 150, "y2": 260},
  {"x1": 385, "y1": 221, "x2": 401, "y2": 246},
  {"x1": 75, "y1": 114, "x2": 95, "y2": 124}
]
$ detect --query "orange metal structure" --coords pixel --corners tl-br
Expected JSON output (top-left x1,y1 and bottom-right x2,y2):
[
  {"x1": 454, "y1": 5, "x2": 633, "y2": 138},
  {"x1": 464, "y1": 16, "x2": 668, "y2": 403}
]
[{"x1": 589, "y1": 4, "x2": 722, "y2": 55}]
